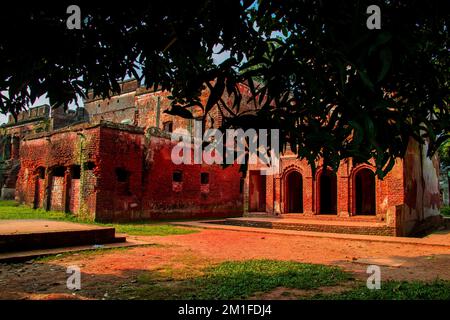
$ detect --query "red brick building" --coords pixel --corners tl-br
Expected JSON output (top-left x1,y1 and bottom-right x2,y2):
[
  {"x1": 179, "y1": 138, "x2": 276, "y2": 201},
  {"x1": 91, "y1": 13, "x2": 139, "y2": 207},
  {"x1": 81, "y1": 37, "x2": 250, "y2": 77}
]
[
  {"x1": 245, "y1": 139, "x2": 442, "y2": 236},
  {"x1": 0, "y1": 104, "x2": 85, "y2": 199},
  {"x1": 15, "y1": 121, "x2": 243, "y2": 221},
  {"x1": 10, "y1": 79, "x2": 443, "y2": 235}
]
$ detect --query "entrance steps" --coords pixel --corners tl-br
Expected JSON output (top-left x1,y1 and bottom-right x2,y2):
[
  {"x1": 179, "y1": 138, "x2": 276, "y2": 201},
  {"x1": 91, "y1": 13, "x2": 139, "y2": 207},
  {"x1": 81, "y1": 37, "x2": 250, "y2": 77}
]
[
  {"x1": 221, "y1": 216, "x2": 395, "y2": 236},
  {"x1": 282, "y1": 213, "x2": 380, "y2": 223},
  {"x1": 0, "y1": 220, "x2": 126, "y2": 253}
]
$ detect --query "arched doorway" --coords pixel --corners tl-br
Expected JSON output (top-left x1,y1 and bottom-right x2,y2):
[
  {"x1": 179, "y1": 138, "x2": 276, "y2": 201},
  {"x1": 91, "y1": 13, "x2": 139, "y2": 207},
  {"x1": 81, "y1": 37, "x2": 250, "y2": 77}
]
[
  {"x1": 318, "y1": 169, "x2": 337, "y2": 214},
  {"x1": 249, "y1": 170, "x2": 266, "y2": 212},
  {"x1": 354, "y1": 168, "x2": 376, "y2": 215},
  {"x1": 285, "y1": 171, "x2": 303, "y2": 213}
]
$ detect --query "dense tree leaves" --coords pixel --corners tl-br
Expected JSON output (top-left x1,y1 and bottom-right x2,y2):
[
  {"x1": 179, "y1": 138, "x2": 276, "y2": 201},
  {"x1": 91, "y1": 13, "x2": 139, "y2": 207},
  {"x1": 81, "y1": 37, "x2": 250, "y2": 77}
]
[
  {"x1": 0, "y1": 0, "x2": 448, "y2": 177},
  {"x1": 439, "y1": 140, "x2": 450, "y2": 168}
]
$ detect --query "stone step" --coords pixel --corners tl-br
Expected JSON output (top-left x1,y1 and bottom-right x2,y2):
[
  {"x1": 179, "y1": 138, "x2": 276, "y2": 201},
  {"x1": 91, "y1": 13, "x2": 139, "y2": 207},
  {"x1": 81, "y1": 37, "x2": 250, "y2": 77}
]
[
  {"x1": 222, "y1": 217, "x2": 395, "y2": 236},
  {"x1": 0, "y1": 220, "x2": 126, "y2": 253},
  {"x1": 281, "y1": 213, "x2": 380, "y2": 223}
]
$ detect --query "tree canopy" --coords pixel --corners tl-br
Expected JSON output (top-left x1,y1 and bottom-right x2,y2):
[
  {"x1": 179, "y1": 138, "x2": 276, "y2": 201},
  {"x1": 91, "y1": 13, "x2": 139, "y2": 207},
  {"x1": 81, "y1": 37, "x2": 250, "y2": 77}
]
[{"x1": 0, "y1": 0, "x2": 448, "y2": 177}]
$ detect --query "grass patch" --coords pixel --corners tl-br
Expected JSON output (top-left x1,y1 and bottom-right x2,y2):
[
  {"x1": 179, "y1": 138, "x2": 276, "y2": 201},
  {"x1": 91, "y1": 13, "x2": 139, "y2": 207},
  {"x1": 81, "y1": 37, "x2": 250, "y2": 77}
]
[
  {"x1": 123, "y1": 259, "x2": 351, "y2": 300},
  {"x1": 101, "y1": 222, "x2": 197, "y2": 236},
  {"x1": 313, "y1": 280, "x2": 450, "y2": 300},
  {"x1": 0, "y1": 200, "x2": 197, "y2": 236}
]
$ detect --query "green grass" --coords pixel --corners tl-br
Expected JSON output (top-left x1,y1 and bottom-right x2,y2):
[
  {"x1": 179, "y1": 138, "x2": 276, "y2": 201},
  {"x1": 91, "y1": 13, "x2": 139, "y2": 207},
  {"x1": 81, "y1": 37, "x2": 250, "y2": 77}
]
[
  {"x1": 0, "y1": 200, "x2": 197, "y2": 236},
  {"x1": 101, "y1": 222, "x2": 198, "y2": 236},
  {"x1": 122, "y1": 259, "x2": 352, "y2": 300},
  {"x1": 441, "y1": 206, "x2": 450, "y2": 217},
  {"x1": 313, "y1": 280, "x2": 450, "y2": 300}
]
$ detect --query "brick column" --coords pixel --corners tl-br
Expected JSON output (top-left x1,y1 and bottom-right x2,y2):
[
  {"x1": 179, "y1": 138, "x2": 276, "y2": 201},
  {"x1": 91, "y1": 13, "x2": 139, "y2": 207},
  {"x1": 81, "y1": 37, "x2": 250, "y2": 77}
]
[
  {"x1": 304, "y1": 176, "x2": 314, "y2": 215},
  {"x1": 338, "y1": 174, "x2": 350, "y2": 217},
  {"x1": 243, "y1": 173, "x2": 249, "y2": 215},
  {"x1": 266, "y1": 174, "x2": 274, "y2": 214},
  {"x1": 273, "y1": 176, "x2": 281, "y2": 214}
]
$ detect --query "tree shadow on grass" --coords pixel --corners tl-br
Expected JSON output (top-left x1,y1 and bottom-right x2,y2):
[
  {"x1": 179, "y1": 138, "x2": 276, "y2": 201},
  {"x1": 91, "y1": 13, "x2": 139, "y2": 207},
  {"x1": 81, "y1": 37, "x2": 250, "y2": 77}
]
[{"x1": 1, "y1": 250, "x2": 450, "y2": 300}]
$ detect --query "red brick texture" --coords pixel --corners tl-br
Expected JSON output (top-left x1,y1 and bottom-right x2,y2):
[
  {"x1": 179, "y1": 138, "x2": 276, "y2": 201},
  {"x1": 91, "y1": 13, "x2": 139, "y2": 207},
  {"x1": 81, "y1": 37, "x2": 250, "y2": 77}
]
[
  {"x1": 15, "y1": 122, "x2": 243, "y2": 222},
  {"x1": 245, "y1": 139, "x2": 442, "y2": 236},
  {"x1": 12, "y1": 82, "x2": 442, "y2": 236}
]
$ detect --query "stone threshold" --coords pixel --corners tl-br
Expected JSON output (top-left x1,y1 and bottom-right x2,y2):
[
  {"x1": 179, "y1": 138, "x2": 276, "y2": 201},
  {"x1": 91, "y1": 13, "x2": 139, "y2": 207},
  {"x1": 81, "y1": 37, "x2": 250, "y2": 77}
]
[{"x1": 171, "y1": 220, "x2": 450, "y2": 248}]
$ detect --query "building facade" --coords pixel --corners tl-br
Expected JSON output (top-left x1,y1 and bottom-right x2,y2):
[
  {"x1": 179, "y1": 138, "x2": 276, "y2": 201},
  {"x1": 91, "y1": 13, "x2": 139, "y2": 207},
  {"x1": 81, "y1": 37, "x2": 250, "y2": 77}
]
[
  {"x1": 0, "y1": 105, "x2": 85, "y2": 199},
  {"x1": 3, "y1": 79, "x2": 444, "y2": 235},
  {"x1": 245, "y1": 139, "x2": 442, "y2": 236}
]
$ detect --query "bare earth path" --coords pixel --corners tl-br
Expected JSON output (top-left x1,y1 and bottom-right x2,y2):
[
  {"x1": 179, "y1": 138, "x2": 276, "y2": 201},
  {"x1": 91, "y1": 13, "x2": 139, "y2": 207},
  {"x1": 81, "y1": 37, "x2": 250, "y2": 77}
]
[{"x1": 0, "y1": 227, "x2": 449, "y2": 299}]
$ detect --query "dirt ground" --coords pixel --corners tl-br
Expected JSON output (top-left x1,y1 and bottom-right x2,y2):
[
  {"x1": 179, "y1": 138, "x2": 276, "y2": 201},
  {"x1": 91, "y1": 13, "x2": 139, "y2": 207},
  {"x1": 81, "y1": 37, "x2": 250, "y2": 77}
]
[{"x1": 0, "y1": 228, "x2": 449, "y2": 300}]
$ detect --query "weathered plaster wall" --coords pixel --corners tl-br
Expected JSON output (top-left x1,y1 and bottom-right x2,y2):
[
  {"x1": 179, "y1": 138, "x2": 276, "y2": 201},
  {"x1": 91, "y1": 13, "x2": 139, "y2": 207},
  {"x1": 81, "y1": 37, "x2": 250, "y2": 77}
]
[
  {"x1": 400, "y1": 138, "x2": 441, "y2": 235},
  {"x1": 15, "y1": 124, "x2": 102, "y2": 219},
  {"x1": 16, "y1": 123, "x2": 244, "y2": 222},
  {"x1": 139, "y1": 133, "x2": 243, "y2": 220}
]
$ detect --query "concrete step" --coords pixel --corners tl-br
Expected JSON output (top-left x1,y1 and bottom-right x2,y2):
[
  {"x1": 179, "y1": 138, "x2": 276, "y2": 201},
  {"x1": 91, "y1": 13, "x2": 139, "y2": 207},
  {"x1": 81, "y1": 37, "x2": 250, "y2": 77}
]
[
  {"x1": 282, "y1": 213, "x2": 380, "y2": 222},
  {"x1": 0, "y1": 220, "x2": 126, "y2": 253},
  {"x1": 220, "y1": 217, "x2": 395, "y2": 236}
]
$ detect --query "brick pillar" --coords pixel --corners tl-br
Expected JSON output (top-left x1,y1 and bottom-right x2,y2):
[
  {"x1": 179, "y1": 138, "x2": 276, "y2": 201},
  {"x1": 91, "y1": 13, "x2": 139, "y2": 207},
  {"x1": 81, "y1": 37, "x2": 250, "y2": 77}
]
[
  {"x1": 243, "y1": 173, "x2": 249, "y2": 215},
  {"x1": 274, "y1": 176, "x2": 281, "y2": 214},
  {"x1": 304, "y1": 175, "x2": 314, "y2": 215},
  {"x1": 338, "y1": 174, "x2": 350, "y2": 217},
  {"x1": 266, "y1": 174, "x2": 274, "y2": 214}
]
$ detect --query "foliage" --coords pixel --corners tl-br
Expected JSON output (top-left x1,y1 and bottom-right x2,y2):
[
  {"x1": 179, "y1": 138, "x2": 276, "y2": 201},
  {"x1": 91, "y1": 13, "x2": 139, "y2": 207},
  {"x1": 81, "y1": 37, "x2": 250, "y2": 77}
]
[
  {"x1": 313, "y1": 280, "x2": 450, "y2": 300},
  {"x1": 126, "y1": 259, "x2": 351, "y2": 299},
  {"x1": 0, "y1": 1, "x2": 448, "y2": 177},
  {"x1": 439, "y1": 139, "x2": 450, "y2": 167},
  {"x1": 0, "y1": 200, "x2": 196, "y2": 236}
]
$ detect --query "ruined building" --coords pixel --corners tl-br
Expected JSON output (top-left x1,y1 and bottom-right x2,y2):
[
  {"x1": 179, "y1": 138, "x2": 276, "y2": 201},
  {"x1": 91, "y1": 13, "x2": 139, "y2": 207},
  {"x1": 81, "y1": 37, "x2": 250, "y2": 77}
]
[
  {"x1": 3, "y1": 79, "x2": 444, "y2": 236},
  {"x1": 0, "y1": 105, "x2": 85, "y2": 199},
  {"x1": 245, "y1": 138, "x2": 442, "y2": 236},
  {"x1": 13, "y1": 80, "x2": 245, "y2": 221}
]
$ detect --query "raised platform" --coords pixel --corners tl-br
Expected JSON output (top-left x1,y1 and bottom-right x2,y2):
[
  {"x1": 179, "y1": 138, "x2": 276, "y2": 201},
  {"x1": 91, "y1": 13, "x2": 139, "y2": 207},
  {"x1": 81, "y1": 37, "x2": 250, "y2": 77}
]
[
  {"x1": 211, "y1": 216, "x2": 395, "y2": 236},
  {"x1": 0, "y1": 220, "x2": 126, "y2": 253}
]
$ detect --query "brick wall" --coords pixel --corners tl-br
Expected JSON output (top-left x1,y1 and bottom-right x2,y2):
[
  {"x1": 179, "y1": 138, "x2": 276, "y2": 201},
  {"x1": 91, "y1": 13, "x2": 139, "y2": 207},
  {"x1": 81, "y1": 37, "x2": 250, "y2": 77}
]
[
  {"x1": 69, "y1": 179, "x2": 80, "y2": 213},
  {"x1": 247, "y1": 152, "x2": 406, "y2": 221},
  {"x1": 15, "y1": 122, "x2": 243, "y2": 222},
  {"x1": 138, "y1": 134, "x2": 243, "y2": 220},
  {"x1": 50, "y1": 176, "x2": 64, "y2": 211},
  {"x1": 15, "y1": 123, "x2": 103, "y2": 219}
]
